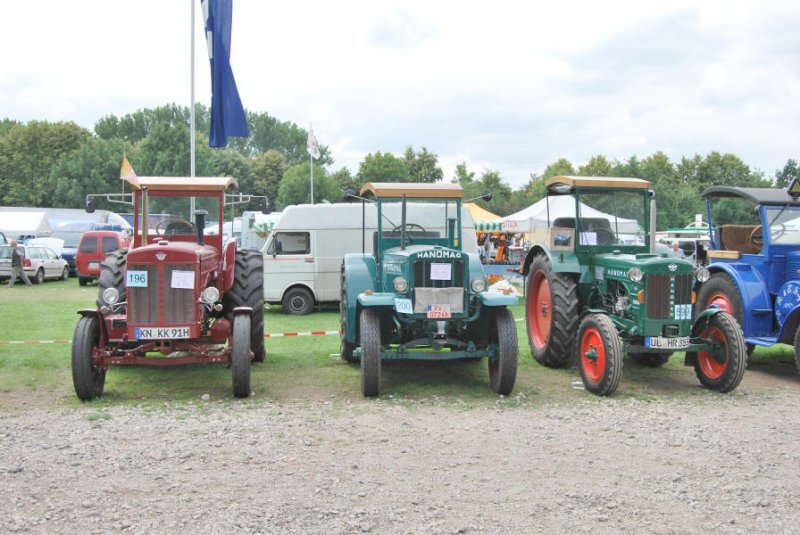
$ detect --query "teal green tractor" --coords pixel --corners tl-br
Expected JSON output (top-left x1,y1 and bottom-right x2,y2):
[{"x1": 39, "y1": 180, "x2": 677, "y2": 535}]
[
  {"x1": 520, "y1": 176, "x2": 747, "y2": 396},
  {"x1": 340, "y1": 182, "x2": 519, "y2": 397}
]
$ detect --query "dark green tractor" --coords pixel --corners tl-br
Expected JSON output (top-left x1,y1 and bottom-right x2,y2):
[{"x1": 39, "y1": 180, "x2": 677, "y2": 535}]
[
  {"x1": 340, "y1": 182, "x2": 519, "y2": 397},
  {"x1": 520, "y1": 176, "x2": 747, "y2": 396}
]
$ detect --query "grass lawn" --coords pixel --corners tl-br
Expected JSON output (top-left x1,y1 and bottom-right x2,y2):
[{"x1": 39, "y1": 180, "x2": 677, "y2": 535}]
[{"x1": 0, "y1": 278, "x2": 796, "y2": 409}]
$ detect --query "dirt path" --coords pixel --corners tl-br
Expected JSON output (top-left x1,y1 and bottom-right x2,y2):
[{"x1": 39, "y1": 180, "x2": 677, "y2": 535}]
[{"x1": 3, "y1": 385, "x2": 800, "y2": 534}]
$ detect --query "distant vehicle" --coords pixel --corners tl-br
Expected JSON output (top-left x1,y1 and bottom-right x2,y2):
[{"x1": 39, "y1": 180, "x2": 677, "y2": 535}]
[
  {"x1": 74, "y1": 230, "x2": 132, "y2": 286},
  {"x1": 53, "y1": 220, "x2": 128, "y2": 275},
  {"x1": 0, "y1": 231, "x2": 6, "y2": 246},
  {"x1": 261, "y1": 202, "x2": 478, "y2": 315},
  {"x1": 657, "y1": 237, "x2": 709, "y2": 266},
  {"x1": 0, "y1": 244, "x2": 69, "y2": 283}
]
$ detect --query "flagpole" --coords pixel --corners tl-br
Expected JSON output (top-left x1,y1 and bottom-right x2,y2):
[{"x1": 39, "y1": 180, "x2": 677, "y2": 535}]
[
  {"x1": 310, "y1": 123, "x2": 314, "y2": 205},
  {"x1": 189, "y1": 0, "x2": 196, "y2": 220}
]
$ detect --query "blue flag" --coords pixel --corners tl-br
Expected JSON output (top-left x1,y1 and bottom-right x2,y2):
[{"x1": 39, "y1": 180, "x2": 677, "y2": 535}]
[{"x1": 203, "y1": 0, "x2": 248, "y2": 147}]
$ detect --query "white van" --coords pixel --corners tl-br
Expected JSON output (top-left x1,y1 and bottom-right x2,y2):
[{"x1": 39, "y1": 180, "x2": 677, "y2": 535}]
[{"x1": 262, "y1": 202, "x2": 478, "y2": 314}]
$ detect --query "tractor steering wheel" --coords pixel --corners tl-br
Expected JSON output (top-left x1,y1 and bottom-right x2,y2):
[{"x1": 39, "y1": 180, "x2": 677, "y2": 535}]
[
  {"x1": 752, "y1": 223, "x2": 787, "y2": 245},
  {"x1": 390, "y1": 223, "x2": 428, "y2": 244},
  {"x1": 593, "y1": 227, "x2": 616, "y2": 246},
  {"x1": 155, "y1": 217, "x2": 196, "y2": 237}
]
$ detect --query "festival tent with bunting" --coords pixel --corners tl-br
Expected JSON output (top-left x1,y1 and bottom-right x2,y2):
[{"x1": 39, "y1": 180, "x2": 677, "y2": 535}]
[{"x1": 465, "y1": 203, "x2": 503, "y2": 232}]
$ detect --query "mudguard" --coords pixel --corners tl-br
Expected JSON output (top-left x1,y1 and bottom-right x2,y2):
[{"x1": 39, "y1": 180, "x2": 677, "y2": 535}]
[
  {"x1": 221, "y1": 238, "x2": 237, "y2": 292},
  {"x1": 77, "y1": 309, "x2": 108, "y2": 344},
  {"x1": 520, "y1": 245, "x2": 581, "y2": 277},
  {"x1": 479, "y1": 291, "x2": 518, "y2": 307},
  {"x1": 706, "y1": 262, "x2": 773, "y2": 336},
  {"x1": 774, "y1": 281, "x2": 800, "y2": 344},
  {"x1": 358, "y1": 293, "x2": 395, "y2": 307},
  {"x1": 342, "y1": 254, "x2": 378, "y2": 343}
]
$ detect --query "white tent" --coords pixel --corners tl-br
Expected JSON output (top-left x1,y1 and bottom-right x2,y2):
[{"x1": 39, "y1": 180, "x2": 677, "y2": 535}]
[
  {"x1": 500, "y1": 195, "x2": 640, "y2": 234},
  {"x1": 0, "y1": 211, "x2": 52, "y2": 240}
]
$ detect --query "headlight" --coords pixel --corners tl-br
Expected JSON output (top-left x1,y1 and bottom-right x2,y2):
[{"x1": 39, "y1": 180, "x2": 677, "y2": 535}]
[
  {"x1": 393, "y1": 276, "x2": 408, "y2": 293},
  {"x1": 102, "y1": 287, "x2": 119, "y2": 305},
  {"x1": 694, "y1": 266, "x2": 710, "y2": 283},
  {"x1": 202, "y1": 286, "x2": 220, "y2": 304},
  {"x1": 627, "y1": 267, "x2": 644, "y2": 283},
  {"x1": 470, "y1": 277, "x2": 487, "y2": 293}
]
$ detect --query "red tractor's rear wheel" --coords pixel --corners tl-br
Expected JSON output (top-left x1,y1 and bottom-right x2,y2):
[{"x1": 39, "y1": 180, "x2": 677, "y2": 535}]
[
  {"x1": 577, "y1": 314, "x2": 622, "y2": 396},
  {"x1": 689, "y1": 312, "x2": 746, "y2": 392},
  {"x1": 526, "y1": 254, "x2": 577, "y2": 368},
  {"x1": 224, "y1": 250, "x2": 266, "y2": 363}
]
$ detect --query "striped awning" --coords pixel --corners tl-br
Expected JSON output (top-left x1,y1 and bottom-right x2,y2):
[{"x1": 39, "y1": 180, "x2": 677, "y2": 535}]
[{"x1": 474, "y1": 220, "x2": 504, "y2": 232}]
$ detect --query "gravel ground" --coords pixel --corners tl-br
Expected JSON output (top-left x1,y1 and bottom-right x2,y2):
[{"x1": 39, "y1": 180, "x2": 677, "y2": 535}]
[{"x1": 3, "y1": 388, "x2": 800, "y2": 535}]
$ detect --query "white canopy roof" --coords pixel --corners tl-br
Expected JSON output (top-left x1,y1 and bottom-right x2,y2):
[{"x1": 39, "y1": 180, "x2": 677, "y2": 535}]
[
  {"x1": 500, "y1": 195, "x2": 640, "y2": 233},
  {"x1": 0, "y1": 211, "x2": 52, "y2": 238}
]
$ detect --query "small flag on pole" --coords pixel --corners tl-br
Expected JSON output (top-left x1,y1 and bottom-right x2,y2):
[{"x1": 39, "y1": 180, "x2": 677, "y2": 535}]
[
  {"x1": 119, "y1": 154, "x2": 139, "y2": 187},
  {"x1": 202, "y1": 0, "x2": 248, "y2": 148},
  {"x1": 307, "y1": 126, "x2": 320, "y2": 160}
]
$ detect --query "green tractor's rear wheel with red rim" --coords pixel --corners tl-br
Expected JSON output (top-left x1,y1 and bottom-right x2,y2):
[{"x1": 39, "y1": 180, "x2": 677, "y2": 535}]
[
  {"x1": 526, "y1": 254, "x2": 577, "y2": 368},
  {"x1": 689, "y1": 311, "x2": 746, "y2": 392},
  {"x1": 577, "y1": 314, "x2": 623, "y2": 396}
]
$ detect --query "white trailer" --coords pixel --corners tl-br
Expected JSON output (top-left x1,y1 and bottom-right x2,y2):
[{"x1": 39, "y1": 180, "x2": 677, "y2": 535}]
[{"x1": 261, "y1": 202, "x2": 478, "y2": 314}]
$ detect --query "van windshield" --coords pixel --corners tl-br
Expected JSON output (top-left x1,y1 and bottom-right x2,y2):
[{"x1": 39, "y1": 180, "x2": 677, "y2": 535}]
[{"x1": 53, "y1": 231, "x2": 83, "y2": 248}]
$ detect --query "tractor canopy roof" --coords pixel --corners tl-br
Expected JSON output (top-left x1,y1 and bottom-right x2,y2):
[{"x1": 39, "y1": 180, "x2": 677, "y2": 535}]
[
  {"x1": 124, "y1": 176, "x2": 238, "y2": 192},
  {"x1": 545, "y1": 175, "x2": 651, "y2": 193},
  {"x1": 700, "y1": 186, "x2": 800, "y2": 206},
  {"x1": 360, "y1": 182, "x2": 464, "y2": 199}
]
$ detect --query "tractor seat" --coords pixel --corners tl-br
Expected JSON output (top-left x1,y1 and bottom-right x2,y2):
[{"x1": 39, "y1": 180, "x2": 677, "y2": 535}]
[{"x1": 718, "y1": 225, "x2": 762, "y2": 255}]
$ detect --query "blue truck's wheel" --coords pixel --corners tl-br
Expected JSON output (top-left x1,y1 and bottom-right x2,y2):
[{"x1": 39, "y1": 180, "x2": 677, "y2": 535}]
[
  {"x1": 488, "y1": 308, "x2": 518, "y2": 395},
  {"x1": 690, "y1": 312, "x2": 746, "y2": 392},
  {"x1": 577, "y1": 314, "x2": 623, "y2": 396},
  {"x1": 360, "y1": 309, "x2": 381, "y2": 397}
]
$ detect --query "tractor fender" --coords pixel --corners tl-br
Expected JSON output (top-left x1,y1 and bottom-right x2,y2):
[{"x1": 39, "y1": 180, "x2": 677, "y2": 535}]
[
  {"x1": 231, "y1": 306, "x2": 253, "y2": 316},
  {"x1": 690, "y1": 305, "x2": 727, "y2": 335},
  {"x1": 357, "y1": 293, "x2": 396, "y2": 307},
  {"x1": 519, "y1": 245, "x2": 581, "y2": 277},
  {"x1": 342, "y1": 254, "x2": 378, "y2": 344},
  {"x1": 77, "y1": 309, "x2": 108, "y2": 343},
  {"x1": 221, "y1": 238, "x2": 237, "y2": 292},
  {"x1": 774, "y1": 281, "x2": 800, "y2": 344},
  {"x1": 479, "y1": 291, "x2": 518, "y2": 307},
  {"x1": 706, "y1": 262, "x2": 772, "y2": 335}
]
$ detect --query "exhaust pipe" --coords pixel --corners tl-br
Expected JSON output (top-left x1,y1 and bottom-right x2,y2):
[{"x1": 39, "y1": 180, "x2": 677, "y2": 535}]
[{"x1": 194, "y1": 210, "x2": 208, "y2": 245}]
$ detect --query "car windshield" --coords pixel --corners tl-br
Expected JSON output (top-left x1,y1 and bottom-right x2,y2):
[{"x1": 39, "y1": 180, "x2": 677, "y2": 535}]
[
  {"x1": 764, "y1": 206, "x2": 800, "y2": 245},
  {"x1": 575, "y1": 190, "x2": 647, "y2": 246},
  {"x1": 52, "y1": 230, "x2": 83, "y2": 248}
]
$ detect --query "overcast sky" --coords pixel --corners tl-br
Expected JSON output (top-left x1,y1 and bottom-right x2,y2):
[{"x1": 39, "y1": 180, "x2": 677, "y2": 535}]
[{"x1": 3, "y1": 1, "x2": 799, "y2": 187}]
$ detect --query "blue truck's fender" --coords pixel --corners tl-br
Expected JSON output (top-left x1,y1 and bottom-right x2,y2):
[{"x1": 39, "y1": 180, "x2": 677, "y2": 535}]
[
  {"x1": 707, "y1": 262, "x2": 773, "y2": 337},
  {"x1": 773, "y1": 280, "x2": 800, "y2": 344}
]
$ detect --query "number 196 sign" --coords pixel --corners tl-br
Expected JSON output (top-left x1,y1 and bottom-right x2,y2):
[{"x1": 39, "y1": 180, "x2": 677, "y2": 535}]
[{"x1": 126, "y1": 270, "x2": 148, "y2": 287}]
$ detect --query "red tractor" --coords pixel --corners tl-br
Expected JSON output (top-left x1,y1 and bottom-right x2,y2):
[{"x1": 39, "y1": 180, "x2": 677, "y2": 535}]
[{"x1": 72, "y1": 174, "x2": 265, "y2": 400}]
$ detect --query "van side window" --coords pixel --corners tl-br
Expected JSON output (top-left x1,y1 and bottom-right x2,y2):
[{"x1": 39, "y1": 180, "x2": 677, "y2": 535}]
[
  {"x1": 270, "y1": 232, "x2": 310, "y2": 255},
  {"x1": 79, "y1": 236, "x2": 98, "y2": 253},
  {"x1": 102, "y1": 236, "x2": 118, "y2": 253}
]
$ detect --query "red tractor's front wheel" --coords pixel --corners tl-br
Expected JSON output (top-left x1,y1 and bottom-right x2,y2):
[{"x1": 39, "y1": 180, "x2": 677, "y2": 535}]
[
  {"x1": 526, "y1": 254, "x2": 577, "y2": 368},
  {"x1": 690, "y1": 312, "x2": 746, "y2": 393},
  {"x1": 577, "y1": 314, "x2": 622, "y2": 396}
]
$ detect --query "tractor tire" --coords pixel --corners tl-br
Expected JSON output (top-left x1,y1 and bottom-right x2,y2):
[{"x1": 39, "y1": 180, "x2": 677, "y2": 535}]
[
  {"x1": 488, "y1": 308, "x2": 518, "y2": 395},
  {"x1": 231, "y1": 314, "x2": 252, "y2": 398},
  {"x1": 224, "y1": 250, "x2": 266, "y2": 363},
  {"x1": 339, "y1": 265, "x2": 358, "y2": 364},
  {"x1": 577, "y1": 314, "x2": 623, "y2": 396},
  {"x1": 97, "y1": 251, "x2": 127, "y2": 308},
  {"x1": 526, "y1": 254, "x2": 578, "y2": 368},
  {"x1": 34, "y1": 268, "x2": 44, "y2": 285},
  {"x1": 359, "y1": 308, "x2": 381, "y2": 397},
  {"x1": 689, "y1": 312, "x2": 746, "y2": 392},
  {"x1": 629, "y1": 352, "x2": 672, "y2": 368},
  {"x1": 71, "y1": 315, "x2": 105, "y2": 401},
  {"x1": 282, "y1": 286, "x2": 314, "y2": 315},
  {"x1": 696, "y1": 272, "x2": 755, "y2": 358}
]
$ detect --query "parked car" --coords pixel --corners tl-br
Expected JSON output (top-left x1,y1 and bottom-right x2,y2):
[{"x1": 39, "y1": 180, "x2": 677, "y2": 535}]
[
  {"x1": 52, "y1": 220, "x2": 128, "y2": 275},
  {"x1": 0, "y1": 244, "x2": 69, "y2": 283},
  {"x1": 75, "y1": 230, "x2": 132, "y2": 285}
]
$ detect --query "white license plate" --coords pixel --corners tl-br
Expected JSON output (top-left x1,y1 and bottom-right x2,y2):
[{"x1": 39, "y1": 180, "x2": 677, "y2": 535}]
[
  {"x1": 134, "y1": 326, "x2": 191, "y2": 339},
  {"x1": 426, "y1": 304, "x2": 451, "y2": 319},
  {"x1": 88, "y1": 262, "x2": 100, "y2": 270},
  {"x1": 646, "y1": 336, "x2": 689, "y2": 349}
]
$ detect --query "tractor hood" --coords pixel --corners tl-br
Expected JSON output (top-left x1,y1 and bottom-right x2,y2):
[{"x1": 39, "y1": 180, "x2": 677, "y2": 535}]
[
  {"x1": 592, "y1": 252, "x2": 695, "y2": 280},
  {"x1": 383, "y1": 244, "x2": 465, "y2": 262},
  {"x1": 127, "y1": 241, "x2": 219, "y2": 264}
]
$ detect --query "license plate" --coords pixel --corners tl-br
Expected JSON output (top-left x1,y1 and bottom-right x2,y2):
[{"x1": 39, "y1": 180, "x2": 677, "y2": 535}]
[
  {"x1": 646, "y1": 336, "x2": 689, "y2": 349},
  {"x1": 134, "y1": 326, "x2": 191, "y2": 339},
  {"x1": 426, "y1": 304, "x2": 451, "y2": 319},
  {"x1": 88, "y1": 262, "x2": 100, "y2": 270}
]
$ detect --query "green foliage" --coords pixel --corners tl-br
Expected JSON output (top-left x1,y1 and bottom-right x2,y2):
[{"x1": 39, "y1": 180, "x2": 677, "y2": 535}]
[
  {"x1": 403, "y1": 146, "x2": 443, "y2": 183},
  {"x1": 252, "y1": 150, "x2": 288, "y2": 212},
  {"x1": 356, "y1": 151, "x2": 412, "y2": 184},
  {"x1": 277, "y1": 162, "x2": 340, "y2": 208},
  {"x1": 774, "y1": 159, "x2": 799, "y2": 188},
  {"x1": 0, "y1": 120, "x2": 91, "y2": 207},
  {"x1": 0, "y1": 118, "x2": 20, "y2": 138},
  {"x1": 330, "y1": 166, "x2": 358, "y2": 193},
  {"x1": 541, "y1": 158, "x2": 575, "y2": 179},
  {"x1": 578, "y1": 155, "x2": 613, "y2": 177},
  {"x1": 452, "y1": 162, "x2": 476, "y2": 185}
]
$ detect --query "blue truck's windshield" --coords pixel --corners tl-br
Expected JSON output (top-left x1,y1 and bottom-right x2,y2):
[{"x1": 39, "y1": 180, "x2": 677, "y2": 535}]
[{"x1": 765, "y1": 206, "x2": 800, "y2": 245}]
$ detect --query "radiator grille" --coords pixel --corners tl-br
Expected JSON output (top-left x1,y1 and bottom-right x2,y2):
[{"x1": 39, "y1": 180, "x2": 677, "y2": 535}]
[
  {"x1": 128, "y1": 263, "x2": 195, "y2": 325},
  {"x1": 412, "y1": 259, "x2": 464, "y2": 289},
  {"x1": 646, "y1": 273, "x2": 693, "y2": 319}
]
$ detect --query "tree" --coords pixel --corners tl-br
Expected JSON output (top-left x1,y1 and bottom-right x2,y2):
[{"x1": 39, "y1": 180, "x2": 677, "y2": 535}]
[
  {"x1": 775, "y1": 159, "x2": 799, "y2": 188},
  {"x1": 277, "y1": 162, "x2": 340, "y2": 208},
  {"x1": 356, "y1": 151, "x2": 411, "y2": 184},
  {"x1": 330, "y1": 166, "x2": 358, "y2": 193},
  {"x1": 541, "y1": 158, "x2": 576, "y2": 180},
  {"x1": 0, "y1": 118, "x2": 20, "y2": 138},
  {"x1": 578, "y1": 155, "x2": 613, "y2": 177},
  {"x1": 252, "y1": 150, "x2": 288, "y2": 212},
  {"x1": 403, "y1": 146, "x2": 443, "y2": 183},
  {"x1": 0, "y1": 120, "x2": 91, "y2": 206},
  {"x1": 452, "y1": 162, "x2": 476, "y2": 185},
  {"x1": 476, "y1": 170, "x2": 514, "y2": 216}
]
